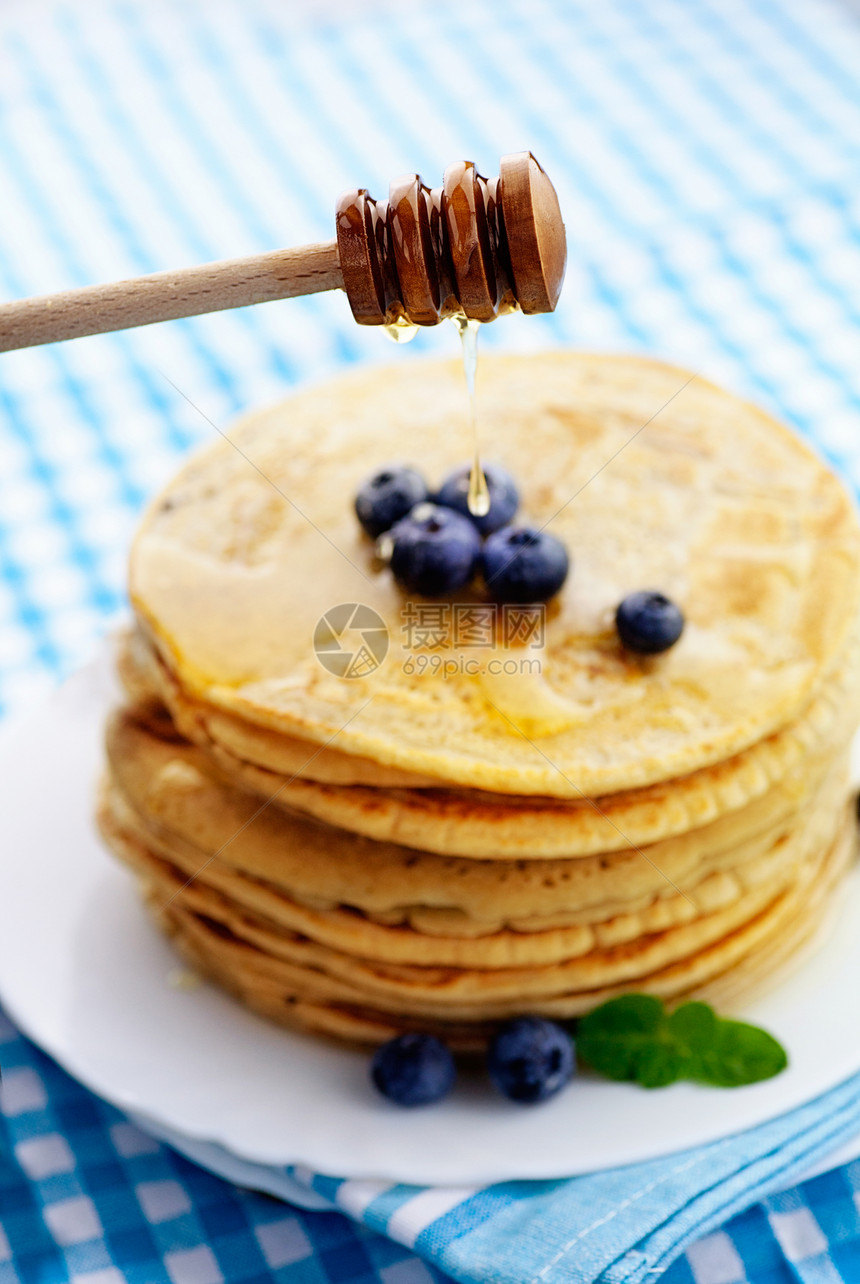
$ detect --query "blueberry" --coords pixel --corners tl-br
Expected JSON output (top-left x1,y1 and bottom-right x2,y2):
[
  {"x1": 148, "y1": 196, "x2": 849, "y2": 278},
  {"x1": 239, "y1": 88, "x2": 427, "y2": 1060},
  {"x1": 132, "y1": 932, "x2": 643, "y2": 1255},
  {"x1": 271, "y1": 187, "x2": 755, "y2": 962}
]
[
  {"x1": 371, "y1": 1033, "x2": 456, "y2": 1106},
  {"x1": 616, "y1": 590, "x2": 684, "y2": 654},
  {"x1": 482, "y1": 525, "x2": 569, "y2": 603},
  {"x1": 488, "y1": 1017, "x2": 575, "y2": 1104},
  {"x1": 355, "y1": 465, "x2": 429, "y2": 539},
  {"x1": 389, "y1": 503, "x2": 482, "y2": 597},
  {"x1": 435, "y1": 462, "x2": 520, "y2": 535}
]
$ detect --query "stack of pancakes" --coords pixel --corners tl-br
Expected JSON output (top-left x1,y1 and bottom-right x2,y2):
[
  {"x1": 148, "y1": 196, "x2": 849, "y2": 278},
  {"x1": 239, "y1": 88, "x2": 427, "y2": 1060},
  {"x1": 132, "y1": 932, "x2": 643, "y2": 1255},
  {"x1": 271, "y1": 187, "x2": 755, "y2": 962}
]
[{"x1": 97, "y1": 353, "x2": 860, "y2": 1050}]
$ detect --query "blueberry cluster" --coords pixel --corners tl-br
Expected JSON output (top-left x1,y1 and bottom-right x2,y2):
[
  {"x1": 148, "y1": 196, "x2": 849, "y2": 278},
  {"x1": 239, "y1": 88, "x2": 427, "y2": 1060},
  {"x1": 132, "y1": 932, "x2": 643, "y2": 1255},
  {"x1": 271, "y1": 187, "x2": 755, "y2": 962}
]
[
  {"x1": 354, "y1": 465, "x2": 686, "y2": 651},
  {"x1": 355, "y1": 463, "x2": 569, "y2": 604},
  {"x1": 370, "y1": 1017, "x2": 576, "y2": 1108}
]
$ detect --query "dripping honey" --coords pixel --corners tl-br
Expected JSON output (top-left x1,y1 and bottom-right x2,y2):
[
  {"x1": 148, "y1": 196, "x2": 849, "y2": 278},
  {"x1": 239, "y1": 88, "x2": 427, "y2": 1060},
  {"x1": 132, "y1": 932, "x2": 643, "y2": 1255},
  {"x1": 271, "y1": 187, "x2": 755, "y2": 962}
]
[{"x1": 451, "y1": 314, "x2": 490, "y2": 517}]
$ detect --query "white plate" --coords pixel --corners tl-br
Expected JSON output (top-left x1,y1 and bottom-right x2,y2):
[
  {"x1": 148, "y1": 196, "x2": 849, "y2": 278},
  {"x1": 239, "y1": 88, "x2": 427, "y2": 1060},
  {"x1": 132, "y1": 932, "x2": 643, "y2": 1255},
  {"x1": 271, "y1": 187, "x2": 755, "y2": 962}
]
[{"x1": 1, "y1": 641, "x2": 860, "y2": 1186}]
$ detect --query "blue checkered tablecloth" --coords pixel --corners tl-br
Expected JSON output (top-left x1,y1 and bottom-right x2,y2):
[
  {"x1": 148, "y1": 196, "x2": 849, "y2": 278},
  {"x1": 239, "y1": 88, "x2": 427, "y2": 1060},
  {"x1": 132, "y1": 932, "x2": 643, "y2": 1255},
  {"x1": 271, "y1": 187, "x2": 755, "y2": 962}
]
[{"x1": 4, "y1": 0, "x2": 860, "y2": 1279}]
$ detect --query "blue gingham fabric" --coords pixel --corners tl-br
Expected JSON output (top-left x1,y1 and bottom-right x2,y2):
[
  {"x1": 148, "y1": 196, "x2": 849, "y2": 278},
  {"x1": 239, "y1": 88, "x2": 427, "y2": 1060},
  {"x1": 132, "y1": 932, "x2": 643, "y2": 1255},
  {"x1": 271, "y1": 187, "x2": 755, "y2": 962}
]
[{"x1": 4, "y1": 0, "x2": 860, "y2": 1279}]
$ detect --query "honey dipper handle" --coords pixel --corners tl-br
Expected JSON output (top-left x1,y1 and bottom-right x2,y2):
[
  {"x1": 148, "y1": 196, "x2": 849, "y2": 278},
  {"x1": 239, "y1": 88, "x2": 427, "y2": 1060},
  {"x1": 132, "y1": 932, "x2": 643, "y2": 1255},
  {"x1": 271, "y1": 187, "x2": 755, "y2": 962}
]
[{"x1": 0, "y1": 240, "x2": 343, "y2": 353}]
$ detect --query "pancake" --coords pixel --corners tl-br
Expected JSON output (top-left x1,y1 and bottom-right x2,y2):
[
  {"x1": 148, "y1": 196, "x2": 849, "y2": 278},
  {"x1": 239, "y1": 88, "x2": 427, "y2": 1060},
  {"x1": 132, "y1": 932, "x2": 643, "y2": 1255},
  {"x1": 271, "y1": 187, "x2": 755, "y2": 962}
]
[
  {"x1": 116, "y1": 625, "x2": 438, "y2": 790},
  {"x1": 116, "y1": 839, "x2": 812, "y2": 1005},
  {"x1": 118, "y1": 621, "x2": 860, "y2": 859},
  {"x1": 104, "y1": 708, "x2": 851, "y2": 925},
  {"x1": 99, "y1": 746, "x2": 847, "y2": 969},
  {"x1": 129, "y1": 804, "x2": 856, "y2": 1045},
  {"x1": 129, "y1": 352, "x2": 860, "y2": 798}
]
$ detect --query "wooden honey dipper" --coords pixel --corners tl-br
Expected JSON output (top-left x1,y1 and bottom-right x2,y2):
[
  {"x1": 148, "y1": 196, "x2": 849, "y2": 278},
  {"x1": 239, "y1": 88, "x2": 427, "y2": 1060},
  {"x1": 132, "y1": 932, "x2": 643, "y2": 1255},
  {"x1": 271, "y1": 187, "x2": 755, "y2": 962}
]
[{"x1": 0, "y1": 152, "x2": 565, "y2": 353}]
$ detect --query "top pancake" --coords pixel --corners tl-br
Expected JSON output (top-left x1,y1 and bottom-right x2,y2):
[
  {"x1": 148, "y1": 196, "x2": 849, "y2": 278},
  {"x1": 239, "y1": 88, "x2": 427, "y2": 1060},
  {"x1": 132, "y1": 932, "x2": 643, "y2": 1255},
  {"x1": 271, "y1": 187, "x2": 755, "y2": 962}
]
[{"x1": 129, "y1": 352, "x2": 860, "y2": 797}]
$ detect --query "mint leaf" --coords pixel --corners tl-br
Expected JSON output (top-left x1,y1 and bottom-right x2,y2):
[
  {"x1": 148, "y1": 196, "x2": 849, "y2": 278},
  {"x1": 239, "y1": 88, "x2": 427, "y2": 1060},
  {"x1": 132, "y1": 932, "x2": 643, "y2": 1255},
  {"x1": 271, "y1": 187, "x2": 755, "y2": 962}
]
[
  {"x1": 634, "y1": 1042, "x2": 685, "y2": 1089},
  {"x1": 575, "y1": 994, "x2": 667, "y2": 1083},
  {"x1": 575, "y1": 996, "x2": 788, "y2": 1089},
  {"x1": 666, "y1": 1001, "x2": 718, "y2": 1049},
  {"x1": 693, "y1": 1019, "x2": 788, "y2": 1087}
]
